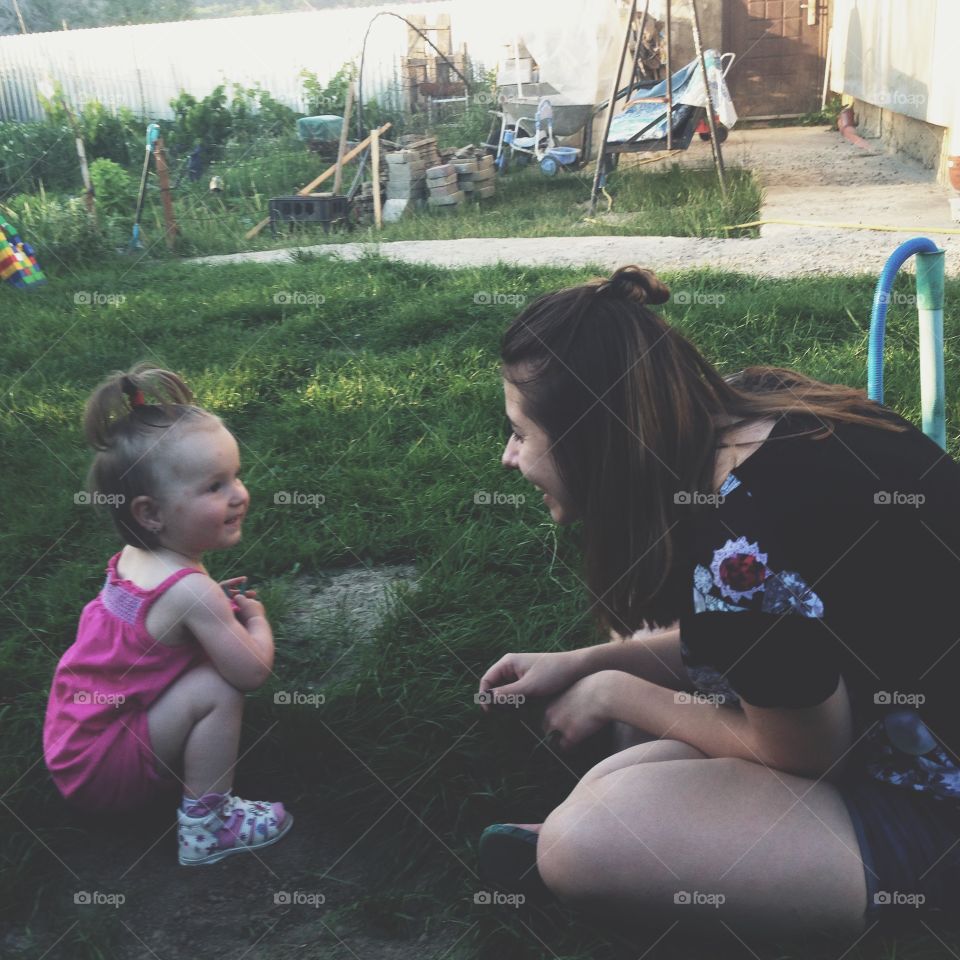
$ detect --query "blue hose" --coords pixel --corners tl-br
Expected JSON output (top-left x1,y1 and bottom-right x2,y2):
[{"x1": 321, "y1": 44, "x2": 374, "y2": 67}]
[{"x1": 868, "y1": 237, "x2": 939, "y2": 402}]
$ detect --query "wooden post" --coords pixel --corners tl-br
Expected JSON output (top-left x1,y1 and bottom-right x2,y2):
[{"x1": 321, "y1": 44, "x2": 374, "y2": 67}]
[
  {"x1": 371, "y1": 127, "x2": 382, "y2": 229},
  {"x1": 55, "y1": 92, "x2": 96, "y2": 219},
  {"x1": 244, "y1": 122, "x2": 391, "y2": 240},
  {"x1": 153, "y1": 137, "x2": 179, "y2": 249},
  {"x1": 590, "y1": 0, "x2": 637, "y2": 215},
  {"x1": 690, "y1": 0, "x2": 726, "y2": 195},
  {"x1": 666, "y1": 0, "x2": 673, "y2": 149},
  {"x1": 332, "y1": 80, "x2": 355, "y2": 196}
]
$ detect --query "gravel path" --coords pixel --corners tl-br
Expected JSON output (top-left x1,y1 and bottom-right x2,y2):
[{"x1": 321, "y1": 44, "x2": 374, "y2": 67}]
[{"x1": 189, "y1": 127, "x2": 960, "y2": 279}]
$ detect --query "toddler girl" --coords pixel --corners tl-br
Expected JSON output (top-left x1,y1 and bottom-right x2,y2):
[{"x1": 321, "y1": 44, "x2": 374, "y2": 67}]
[{"x1": 43, "y1": 363, "x2": 293, "y2": 865}]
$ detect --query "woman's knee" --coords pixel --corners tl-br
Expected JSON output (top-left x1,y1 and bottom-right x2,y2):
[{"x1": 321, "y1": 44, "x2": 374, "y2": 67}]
[{"x1": 537, "y1": 802, "x2": 612, "y2": 903}]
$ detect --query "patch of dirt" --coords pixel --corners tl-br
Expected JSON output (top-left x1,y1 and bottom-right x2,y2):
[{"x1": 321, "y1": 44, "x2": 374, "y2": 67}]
[
  {"x1": 281, "y1": 564, "x2": 420, "y2": 686},
  {"x1": 6, "y1": 801, "x2": 463, "y2": 960}
]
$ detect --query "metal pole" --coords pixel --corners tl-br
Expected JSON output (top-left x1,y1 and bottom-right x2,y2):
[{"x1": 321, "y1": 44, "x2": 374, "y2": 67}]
[
  {"x1": 690, "y1": 0, "x2": 726, "y2": 195},
  {"x1": 626, "y1": 0, "x2": 651, "y2": 103},
  {"x1": 665, "y1": 0, "x2": 672, "y2": 149},
  {"x1": 590, "y1": 0, "x2": 637, "y2": 215}
]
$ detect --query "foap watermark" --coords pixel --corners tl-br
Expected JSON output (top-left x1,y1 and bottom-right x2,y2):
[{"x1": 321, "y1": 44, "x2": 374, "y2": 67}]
[
  {"x1": 74, "y1": 891, "x2": 125, "y2": 908},
  {"x1": 877, "y1": 291, "x2": 918, "y2": 307},
  {"x1": 874, "y1": 691, "x2": 926, "y2": 707},
  {"x1": 674, "y1": 491, "x2": 725, "y2": 507},
  {"x1": 674, "y1": 691, "x2": 727, "y2": 708},
  {"x1": 673, "y1": 291, "x2": 725, "y2": 306},
  {"x1": 274, "y1": 491, "x2": 326, "y2": 507},
  {"x1": 73, "y1": 690, "x2": 125, "y2": 709},
  {"x1": 876, "y1": 91, "x2": 927, "y2": 108},
  {"x1": 273, "y1": 890, "x2": 326, "y2": 907},
  {"x1": 674, "y1": 890, "x2": 725, "y2": 908},
  {"x1": 273, "y1": 291, "x2": 326, "y2": 306},
  {"x1": 274, "y1": 690, "x2": 326, "y2": 708},
  {"x1": 474, "y1": 491, "x2": 525, "y2": 507},
  {"x1": 874, "y1": 491, "x2": 925, "y2": 508},
  {"x1": 74, "y1": 491, "x2": 125, "y2": 507},
  {"x1": 473, "y1": 291, "x2": 526, "y2": 306},
  {"x1": 474, "y1": 690, "x2": 526, "y2": 707},
  {"x1": 74, "y1": 291, "x2": 126, "y2": 307},
  {"x1": 874, "y1": 890, "x2": 925, "y2": 908},
  {"x1": 474, "y1": 891, "x2": 525, "y2": 907}
]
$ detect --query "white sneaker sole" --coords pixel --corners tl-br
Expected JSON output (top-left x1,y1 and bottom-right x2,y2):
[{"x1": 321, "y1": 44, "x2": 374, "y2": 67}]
[{"x1": 179, "y1": 812, "x2": 294, "y2": 866}]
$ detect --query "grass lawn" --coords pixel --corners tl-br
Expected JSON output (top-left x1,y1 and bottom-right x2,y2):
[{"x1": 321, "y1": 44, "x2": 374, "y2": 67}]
[{"x1": 2, "y1": 255, "x2": 958, "y2": 959}]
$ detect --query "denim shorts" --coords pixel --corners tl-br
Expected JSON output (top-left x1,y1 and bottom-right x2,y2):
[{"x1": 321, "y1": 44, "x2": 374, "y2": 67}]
[{"x1": 837, "y1": 776, "x2": 960, "y2": 931}]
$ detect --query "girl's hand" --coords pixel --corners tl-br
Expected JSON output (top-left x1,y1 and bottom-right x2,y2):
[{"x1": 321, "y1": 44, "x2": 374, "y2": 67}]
[
  {"x1": 477, "y1": 650, "x2": 586, "y2": 715},
  {"x1": 541, "y1": 671, "x2": 624, "y2": 752},
  {"x1": 220, "y1": 576, "x2": 248, "y2": 598},
  {"x1": 233, "y1": 591, "x2": 268, "y2": 627}
]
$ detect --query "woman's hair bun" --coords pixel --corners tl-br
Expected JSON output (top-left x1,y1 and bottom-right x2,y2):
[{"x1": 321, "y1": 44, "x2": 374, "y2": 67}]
[{"x1": 598, "y1": 265, "x2": 671, "y2": 306}]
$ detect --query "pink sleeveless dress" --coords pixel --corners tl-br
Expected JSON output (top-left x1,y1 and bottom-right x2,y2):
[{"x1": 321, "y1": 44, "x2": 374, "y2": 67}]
[{"x1": 43, "y1": 552, "x2": 212, "y2": 813}]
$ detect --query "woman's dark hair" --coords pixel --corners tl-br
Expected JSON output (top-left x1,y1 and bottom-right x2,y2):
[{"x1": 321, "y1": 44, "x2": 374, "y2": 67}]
[
  {"x1": 501, "y1": 265, "x2": 910, "y2": 634},
  {"x1": 83, "y1": 362, "x2": 221, "y2": 548}
]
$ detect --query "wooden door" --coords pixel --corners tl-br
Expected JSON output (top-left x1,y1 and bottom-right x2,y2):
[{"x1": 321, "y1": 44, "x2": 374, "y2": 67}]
[{"x1": 723, "y1": 0, "x2": 828, "y2": 118}]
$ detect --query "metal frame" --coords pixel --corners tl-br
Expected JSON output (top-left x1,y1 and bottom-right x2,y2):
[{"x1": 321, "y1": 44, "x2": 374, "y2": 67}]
[{"x1": 589, "y1": 0, "x2": 727, "y2": 213}]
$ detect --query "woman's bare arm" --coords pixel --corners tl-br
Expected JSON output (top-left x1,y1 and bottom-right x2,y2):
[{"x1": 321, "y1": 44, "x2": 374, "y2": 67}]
[{"x1": 575, "y1": 625, "x2": 696, "y2": 692}]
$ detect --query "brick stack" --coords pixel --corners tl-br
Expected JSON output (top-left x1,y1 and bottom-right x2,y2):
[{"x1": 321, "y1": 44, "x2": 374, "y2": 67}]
[
  {"x1": 383, "y1": 137, "x2": 445, "y2": 219},
  {"x1": 450, "y1": 148, "x2": 496, "y2": 201},
  {"x1": 385, "y1": 150, "x2": 427, "y2": 203},
  {"x1": 399, "y1": 135, "x2": 442, "y2": 169},
  {"x1": 426, "y1": 163, "x2": 464, "y2": 207}
]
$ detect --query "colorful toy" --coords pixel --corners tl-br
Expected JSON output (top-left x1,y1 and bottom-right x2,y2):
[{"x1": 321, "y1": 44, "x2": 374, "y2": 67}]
[{"x1": 0, "y1": 215, "x2": 47, "y2": 290}]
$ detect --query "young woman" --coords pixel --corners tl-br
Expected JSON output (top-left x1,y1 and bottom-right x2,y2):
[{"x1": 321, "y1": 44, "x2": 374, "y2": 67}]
[{"x1": 477, "y1": 266, "x2": 960, "y2": 940}]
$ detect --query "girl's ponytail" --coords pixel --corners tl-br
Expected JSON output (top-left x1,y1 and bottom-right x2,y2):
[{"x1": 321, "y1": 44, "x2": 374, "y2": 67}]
[{"x1": 84, "y1": 364, "x2": 195, "y2": 451}]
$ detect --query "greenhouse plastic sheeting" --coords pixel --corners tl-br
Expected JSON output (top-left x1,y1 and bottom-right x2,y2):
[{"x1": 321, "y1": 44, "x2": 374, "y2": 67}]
[{"x1": 296, "y1": 116, "x2": 344, "y2": 143}]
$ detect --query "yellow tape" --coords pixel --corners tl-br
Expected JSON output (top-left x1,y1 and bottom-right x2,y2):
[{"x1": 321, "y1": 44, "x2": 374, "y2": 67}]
[{"x1": 724, "y1": 218, "x2": 960, "y2": 236}]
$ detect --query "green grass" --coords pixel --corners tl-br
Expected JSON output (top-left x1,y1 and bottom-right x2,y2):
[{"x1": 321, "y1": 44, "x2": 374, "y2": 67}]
[{"x1": 2, "y1": 256, "x2": 958, "y2": 959}]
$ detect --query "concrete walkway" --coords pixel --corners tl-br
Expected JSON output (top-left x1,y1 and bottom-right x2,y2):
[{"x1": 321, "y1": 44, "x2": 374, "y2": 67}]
[{"x1": 187, "y1": 127, "x2": 960, "y2": 278}]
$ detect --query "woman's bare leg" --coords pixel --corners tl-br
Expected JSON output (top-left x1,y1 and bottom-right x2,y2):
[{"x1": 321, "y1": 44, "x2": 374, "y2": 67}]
[{"x1": 537, "y1": 754, "x2": 869, "y2": 941}]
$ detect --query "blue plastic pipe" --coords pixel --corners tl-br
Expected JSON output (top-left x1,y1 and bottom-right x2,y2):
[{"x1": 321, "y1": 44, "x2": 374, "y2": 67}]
[{"x1": 867, "y1": 237, "x2": 947, "y2": 449}]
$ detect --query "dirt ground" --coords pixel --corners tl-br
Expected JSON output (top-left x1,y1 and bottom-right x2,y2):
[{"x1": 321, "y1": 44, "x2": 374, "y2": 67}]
[
  {"x1": 7, "y1": 565, "x2": 480, "y2": 960},
  {"x1": 190, "y1": 126, "x2": 960, "y2": 278}
]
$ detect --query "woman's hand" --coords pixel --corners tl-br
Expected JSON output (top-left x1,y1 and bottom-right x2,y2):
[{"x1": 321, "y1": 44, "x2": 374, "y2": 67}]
[
  {"x1": 541, "y1": 670, "x2": 625, "y2": 751},
  {"x1": 477, "y1": 650, "x2": 587, "y2": 714}
]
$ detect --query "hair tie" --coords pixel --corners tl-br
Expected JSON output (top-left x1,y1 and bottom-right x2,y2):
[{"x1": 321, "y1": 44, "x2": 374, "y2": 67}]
[{"x1": 121, "y1": 377, "x2": 146, "y2": 409}]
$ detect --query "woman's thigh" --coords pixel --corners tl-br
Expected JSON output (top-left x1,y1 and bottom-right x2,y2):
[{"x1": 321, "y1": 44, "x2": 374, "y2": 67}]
[{"x1": 538, "y1": 755, "x2": 869, "y2": 941}]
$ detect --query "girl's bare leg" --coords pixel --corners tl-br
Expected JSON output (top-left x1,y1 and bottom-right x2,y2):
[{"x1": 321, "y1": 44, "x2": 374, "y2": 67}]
[{"x1": 146, "y1": 663, "x2": 245, "y2": 798}]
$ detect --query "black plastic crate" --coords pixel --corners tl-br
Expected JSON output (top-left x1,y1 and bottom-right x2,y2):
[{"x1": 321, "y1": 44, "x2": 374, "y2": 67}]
[{"x1": 268, "y1": 194, "x2": 350, "y2": 236}]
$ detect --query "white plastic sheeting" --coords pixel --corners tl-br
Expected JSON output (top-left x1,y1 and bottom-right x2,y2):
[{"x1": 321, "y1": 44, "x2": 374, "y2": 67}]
[{"x1": 501, "y1": 0, "x2": 629, "y2": 106}]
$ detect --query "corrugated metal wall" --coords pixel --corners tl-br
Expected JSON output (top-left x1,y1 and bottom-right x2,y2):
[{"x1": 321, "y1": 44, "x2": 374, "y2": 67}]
[{"x1": 0, "y1": 3, "x2": 460, "y2": 121}]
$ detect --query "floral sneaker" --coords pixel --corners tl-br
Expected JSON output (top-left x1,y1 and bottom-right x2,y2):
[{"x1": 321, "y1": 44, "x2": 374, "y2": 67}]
[{"x1": 178, "y1": 791, "x2": 293, "y2": 866}]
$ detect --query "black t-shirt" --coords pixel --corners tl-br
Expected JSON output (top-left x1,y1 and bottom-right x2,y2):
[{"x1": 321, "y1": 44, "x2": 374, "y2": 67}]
[{"x1": 678, "y1": 410, "x2": 960, "y2": 802}]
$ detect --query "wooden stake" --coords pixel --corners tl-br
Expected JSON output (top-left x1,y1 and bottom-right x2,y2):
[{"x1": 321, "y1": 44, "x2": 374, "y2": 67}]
[
  {"x1": 371, "y1": 127, "x2": 382, "y2": 229},
  {"x1": 590, "y1": 0, "x2": 637, "y2": 215},
  {"x1": 332, "y1": 80, "x2": 355, "y2": 196},
  {"x1": 244, "y1": 122, "x2": 391, "y2": 240},
  {"x1": 690, "y1": 0, "x2": 726, "y2": 196},
  {"x1": 153, "y1": 136, "x2": 179, "y2": 249}
]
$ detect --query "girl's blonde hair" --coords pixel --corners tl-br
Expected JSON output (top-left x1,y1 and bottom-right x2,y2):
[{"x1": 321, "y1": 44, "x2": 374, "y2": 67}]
[{"x1": 83, "y1": 362, "x2": 221, "y2": 548}]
